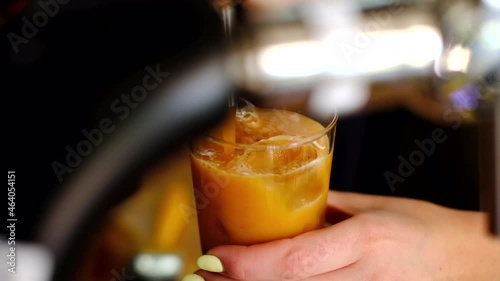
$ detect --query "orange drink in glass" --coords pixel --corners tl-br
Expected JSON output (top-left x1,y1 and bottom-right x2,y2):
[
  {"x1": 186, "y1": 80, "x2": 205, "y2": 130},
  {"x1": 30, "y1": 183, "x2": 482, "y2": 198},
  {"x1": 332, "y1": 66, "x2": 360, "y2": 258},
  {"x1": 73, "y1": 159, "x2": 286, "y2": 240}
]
[{"x1": 190, "y1": 100, "x2": 337, "y2": 253}]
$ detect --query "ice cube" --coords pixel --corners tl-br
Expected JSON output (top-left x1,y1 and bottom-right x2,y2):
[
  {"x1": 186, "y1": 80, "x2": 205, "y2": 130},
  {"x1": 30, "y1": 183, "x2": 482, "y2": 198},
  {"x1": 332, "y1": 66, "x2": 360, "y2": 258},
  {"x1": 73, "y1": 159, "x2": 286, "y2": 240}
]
[
  {"x1": 236, "y1": 99, "x2": 260, "y2": 129},
  {"x1": 228, "y1": 136, "x2": 319, "y2": 175}
]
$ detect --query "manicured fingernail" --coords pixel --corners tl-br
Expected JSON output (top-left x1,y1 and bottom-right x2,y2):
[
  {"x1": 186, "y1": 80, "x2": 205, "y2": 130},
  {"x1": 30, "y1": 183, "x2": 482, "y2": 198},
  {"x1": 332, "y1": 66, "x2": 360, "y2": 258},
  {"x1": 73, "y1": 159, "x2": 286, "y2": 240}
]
[
  {"x1": 197, "y1": 255, "x2": 224, "y2": 272},
  {"x1": 181, "y1": 274, "x2": 205, "y2": 281}
]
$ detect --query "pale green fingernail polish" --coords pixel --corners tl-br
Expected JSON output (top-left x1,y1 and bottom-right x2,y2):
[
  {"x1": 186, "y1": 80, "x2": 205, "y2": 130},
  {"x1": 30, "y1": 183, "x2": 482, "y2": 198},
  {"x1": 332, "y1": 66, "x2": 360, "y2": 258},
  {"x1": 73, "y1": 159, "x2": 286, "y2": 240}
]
[
  {"x1": 181, "y1": 274, "x2": 205, "y2": 281},
  {"x1": 197, "y1": 255, "x2": 224, "y2": 272}
]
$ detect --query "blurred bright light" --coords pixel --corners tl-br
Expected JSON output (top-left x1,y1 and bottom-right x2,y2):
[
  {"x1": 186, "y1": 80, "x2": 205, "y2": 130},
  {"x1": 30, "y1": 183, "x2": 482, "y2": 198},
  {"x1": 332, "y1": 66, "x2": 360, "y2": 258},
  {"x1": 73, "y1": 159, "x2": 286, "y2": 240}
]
[
  {"x1": 310, "y1": 79, "x2": 369, "y2": 117},
  {"x1": 328, "y1": 25, "x2": 443, "y2": 76},
  {"x1": 1, "y1": 242, "x2": 54, "y2": 281},
  {"x1": 450, "y1": 84, "x2": 480, "y2": 110},
  {"x1": 482, "y1": 20, "x2": 500, "y2": 49},
  {"x1": 258, "y1": 25, "x2": 442, "y2": 80},
  {"x1": 133, "y1": 253, "x2": 183, "y2": 279},
  {"x1": 257, "y1": 41, "x2": 327, "y2": 78},
  {"x1": 447, "y1": 45, "x2": 471, "y2": 72},
  {"x1": 483, "y1": 0, "x2": 500, "y2": 10}
]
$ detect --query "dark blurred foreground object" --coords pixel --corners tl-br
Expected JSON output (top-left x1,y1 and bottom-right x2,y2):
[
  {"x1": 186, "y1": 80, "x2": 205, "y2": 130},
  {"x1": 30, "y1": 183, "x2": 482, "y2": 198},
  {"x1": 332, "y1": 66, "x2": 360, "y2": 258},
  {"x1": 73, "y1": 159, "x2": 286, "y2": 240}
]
[
  {"x1": 2, "y1": 0, "x2": 224, "y2": 239},
  {"x1": 2, "y1": 0, "x2": 227, "y2": 280}
]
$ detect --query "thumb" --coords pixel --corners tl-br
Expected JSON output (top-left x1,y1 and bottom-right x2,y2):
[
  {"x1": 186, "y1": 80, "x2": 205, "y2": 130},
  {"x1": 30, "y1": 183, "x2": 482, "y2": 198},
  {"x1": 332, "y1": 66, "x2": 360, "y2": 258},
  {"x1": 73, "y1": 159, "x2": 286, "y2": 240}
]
[{"x1": 327, "y1": 191, "x2": 397, "y2": 215}]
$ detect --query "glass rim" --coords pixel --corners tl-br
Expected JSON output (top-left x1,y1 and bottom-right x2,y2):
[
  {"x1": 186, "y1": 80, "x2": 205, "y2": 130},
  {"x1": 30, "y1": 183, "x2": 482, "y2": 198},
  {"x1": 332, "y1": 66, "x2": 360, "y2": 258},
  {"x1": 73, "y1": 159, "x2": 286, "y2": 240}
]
[{"x1": 195, "y1": 112, "x2": 338, "y2": 151}]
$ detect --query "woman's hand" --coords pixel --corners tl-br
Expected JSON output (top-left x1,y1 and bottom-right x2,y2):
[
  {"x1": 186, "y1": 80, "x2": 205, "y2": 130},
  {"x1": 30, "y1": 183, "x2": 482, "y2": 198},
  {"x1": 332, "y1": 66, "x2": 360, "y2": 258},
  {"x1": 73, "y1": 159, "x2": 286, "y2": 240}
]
[{"x1": 185, "y1": 191, "x2": 500, "y2": 281}]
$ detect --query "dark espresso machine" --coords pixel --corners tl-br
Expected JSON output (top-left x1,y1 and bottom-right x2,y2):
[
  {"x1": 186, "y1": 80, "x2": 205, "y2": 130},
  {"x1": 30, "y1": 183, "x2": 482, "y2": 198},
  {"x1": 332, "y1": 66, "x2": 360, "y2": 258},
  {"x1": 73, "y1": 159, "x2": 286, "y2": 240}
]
[{"x1": 2, "y1": 0, "x2": 498, "y2": 280}]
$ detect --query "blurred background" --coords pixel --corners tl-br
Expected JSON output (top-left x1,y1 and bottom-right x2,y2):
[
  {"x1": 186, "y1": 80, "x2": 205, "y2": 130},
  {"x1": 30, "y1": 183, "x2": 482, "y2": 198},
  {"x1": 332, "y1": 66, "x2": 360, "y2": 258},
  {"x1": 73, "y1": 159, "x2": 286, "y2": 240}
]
[{"x1": 2, "y1": 0, "x2": 498, "y2": 280}]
